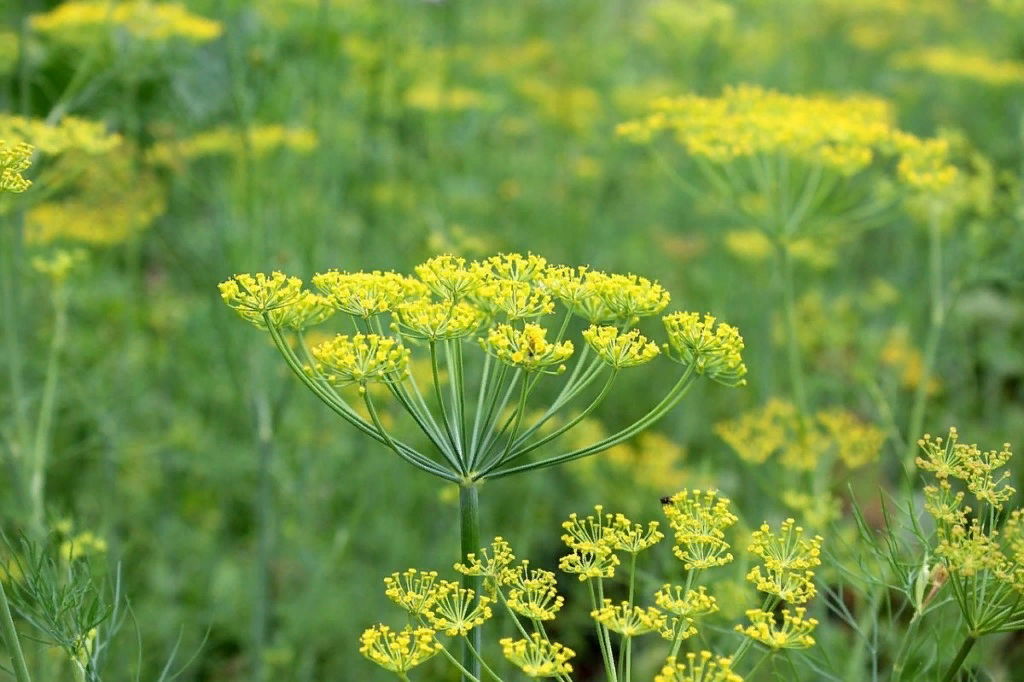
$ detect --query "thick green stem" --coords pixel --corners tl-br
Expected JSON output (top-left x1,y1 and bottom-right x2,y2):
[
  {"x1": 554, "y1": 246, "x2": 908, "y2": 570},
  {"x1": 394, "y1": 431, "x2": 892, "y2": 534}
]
[
  {"x1": 459, "y1": 484, "x2": 481, "y2": 682},
  {"x1": 0, "y1": 579, "x2": 32, "y2": 682},
  {"x1": 902, "y1": 206, "x2": 945, "y2": 485},
  {"x1": 940, "y1": 636, "x2": 977, "y2": 682}
]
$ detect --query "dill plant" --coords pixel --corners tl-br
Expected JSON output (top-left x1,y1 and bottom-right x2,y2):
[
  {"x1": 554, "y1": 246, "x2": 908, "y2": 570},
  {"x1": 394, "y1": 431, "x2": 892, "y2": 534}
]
[
  {"x1": 357, "y1": 491, "x2": 825, "y2": 681},
  {"x1": 221, "y1": 253, "x2": 747, "y2": 678}
]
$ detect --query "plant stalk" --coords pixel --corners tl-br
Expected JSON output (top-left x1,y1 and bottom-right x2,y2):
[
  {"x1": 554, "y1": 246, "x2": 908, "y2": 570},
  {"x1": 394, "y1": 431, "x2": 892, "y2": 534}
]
[
  {"x1": 459, "y1": 483, "x2": 481, "y2": 682},
  {"x1": 0, "y1": 579, "x2": 32, "y2": 682},
  {"x1": 940, "y1": 635, "x2": 977, "y2": 682}
]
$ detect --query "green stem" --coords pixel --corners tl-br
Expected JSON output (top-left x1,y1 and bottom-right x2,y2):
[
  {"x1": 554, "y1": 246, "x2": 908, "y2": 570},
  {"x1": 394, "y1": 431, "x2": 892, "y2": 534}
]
[
  {"x1": 940, "y1": 636, "x2": 977, "y2": 682},
  {"x1": 778, "y1": 242, "x2": 809, "y2": 422},
  {"x1": 845, "y1": 583, "x2": 888, "y2": 682},
  {"x1": 588, "y1": 581, "x2": 617, "y2": 682},
  {"x1": 889, "y1": 613, "x2": 922, "y2": 682},
  {"x1": 0, "y1": 214, "x2": 30, "y2": 508},
  {"x1": 0, "y1": 579, "x2": 31, "y2": 682},
  {"x1": 29, "y1": 282, "x2": 68, "y2": 535},
  {"x1": 902, "y1": 205, "x2": 946, "y2": 486},
  {"x1": 459, "y1": 484, "x2": 481, "y2": 682}
]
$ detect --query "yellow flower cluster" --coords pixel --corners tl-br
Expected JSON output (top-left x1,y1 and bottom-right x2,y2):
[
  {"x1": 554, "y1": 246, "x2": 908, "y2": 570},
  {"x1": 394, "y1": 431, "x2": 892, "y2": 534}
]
[
  {"x1": 146, "y1": 125, "x2": 317, "y2": 166},
  {"x1": 59, "y1": 531, "x2": 109, "y2": 561},
  {"x1": 655, "y1": 651, "x2": 743, "y2": 682},
  {"x1": 220, "y1": 272, "x2": 304, "y2": 320},
  {"x1": 24, "y1": 150, "x2": 167, "y2": 247},
  {"x1": 31, "y1": 2, "x2": 223, "y2": 44},
  {"x1": 504, "y1": 564, "x2": 564, "y2": 621},
  {"x1": 359, "y1": 625, "x2": 441, "y2": 673},
  {"x1": 745, "y1": 519, "x2": 822, "y2": 604},
  {"x1": 661, "y1": 489, "x2": 738, "y2": 570},
  {"x1": 31, "y1": 249, "x2": 87, "y2": 283},
  {"x1": 893, "y1": 47, "x2": 1024, "y2": 87},
  {"x1": 0, "y1": 115, "x2": 121, "y2": 156},
  {"x1": 0, "y1": 140, "x2": 33, "y2": 193},
  {"x1": 591, "y1": 600, "x2": 666, "y2": 636},
  {"x1": 736, "y1": 607, "x2": 818, "y2": 650},
  {"x1": 384, "y1": 568, "x2": 439, "y2": 618},
  {"x1": 617, "y1": 84, "x2": 957, "y2": 193},
  {"x1": 311, "y1": 334, "x2": 411, "y2": 391},
  {"x1": 880, "y1": 326, "x2": 941, "y2": 396},
  {"x1": 454, "y1": 536, "x2": 516, "y2": 580},
  {"x1": 918, "y1": 428, "x2": 1016, "y2": 515},
  {"x1": 395, "y1": 300, "x2": 484, "y2": 341},
  {"x1": 481, "y1": 323, "x2": 573, "y2": 374},
  {"x1": 655, "y1": 584, "x2": 718, "y2": 641},
  {"x1": 663, "y1": 312, "x2": 747, "y2": 386},
  {"x1": 429, "y1": 581, "x2": 493, "y2": 636},
  {"x1": 500, "y1": 633, "x2": 576, "y2": 677},
  {"x1": 313, "y1": 270, "x2": 423, "y2": 318},
  {"x1": 715, "y1": 399, "x2": 886, "y2": 471},
  {"x1": 405, "y1": 83, "x2": 497, "y2": 112},
  {"x1": 583, "y1": 326, "x2": 661, "y2": 368}
]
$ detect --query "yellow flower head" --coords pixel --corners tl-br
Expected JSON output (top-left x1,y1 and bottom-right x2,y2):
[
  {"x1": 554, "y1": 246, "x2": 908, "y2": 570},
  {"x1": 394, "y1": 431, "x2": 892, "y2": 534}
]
[
  {"x1": 745, "y1": 518, "x2": 822, "y2": 604},
  {"x1": 31, "y1": 249, "x2": 86, "y2": 283},
  {"x1": 499, "y1": 633, "x2": 575, "y2": 678},
  {"x1": 454, "y1": 537, "x2": 516, "y2": 581},
  {"x1": 383, "y1": 569, "x2": 439, "y2": 618},
  {"x1": 502, "y1": 563, "x2": 564, "y2": 621},
  {"x1": 31, "y1": 2, "x2": 223, "y2": 44},
  {"x1": 310, "y1": 333, "x2": 410, "y2": 391},
  {"x1": 662, "y1": 489, "x2": 738, "y2": 570},
  {"x1": 736, "y1": 607, "x2": 818, "y2": 650},
  {"x1": 917, "y1": 428, "x2": 1015, "y2": 509},
  {"x1": 559, "y1": 549, "x2": 619, "y2": 581},
  {"x1": 394, "y1": 300, "x2": 484, "y2": 341},
  {"x1": 359, "y1": 625, "x2": 441, "y2": 673},
  {"x1": 608, "y1": 514, "x2": 664, "y2": 553},
  {"x1": 486, "y1": 252, "x2": 548, "y2": 281},
  {"x1": 219, "y1": 272, "x2": 304, "y2": 325},
  {"x1": 655, "y1": 651, "x2": 743, "y2": 682},
  {"x1": 589, "y1": 271, "x2": 671, "y2": 321},
  {"x1": 540, "y1": 265, "x2": 598, "y2": 308},
  {"x1": 428, "y1": 580, "x2": 493, "y2": 636},
  {"x1": 591, "y1": 599, "x2": 667, "y2": 636},
  {"x1": 313, "y1": 270, "x2": 425, "y2": 318},
  {"x1": 663, "y1": 312, "x2": 747, "y2": 386},
  {"x1": 480, "y1": 323, "x2": 573, "y2": 373},
  {"x1": 415, "y1": 254, "x2": 490, "y2": 302},
  {"x1": 0, "y1": 140, "x2": 33, "y2": 192},
  {"x1": 561, "y1": 505, "x2": 617, "y2": 554},
  {"x1": 473, "y1": 279, "x2": 554, "y2": 320},
  {"x1": 583, "y1": 325, "x2": 661, "y2": 369}
]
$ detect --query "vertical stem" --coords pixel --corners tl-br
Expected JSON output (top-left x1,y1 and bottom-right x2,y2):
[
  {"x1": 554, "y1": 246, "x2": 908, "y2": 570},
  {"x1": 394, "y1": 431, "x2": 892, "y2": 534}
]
[
  {"x1": 251, "y1": 385, "x2": 274, "y2": 682},
  {"x1": 30, "y1": 282, "x2": 68, "y2": 536},
  {"x1": 940, "y1": 636, "x2": 977, "y2": 682},
  {"x1": 0, "y1": 579, "x2": 32, "y2": 682},
  {"x1": 902, "y1": 205, "x2": 945, "y2": 486},
  {"x1": 459, "y1": 483, "x2": 481, "y2": 682},
  {"x1": 777, "y1": 243, "x2": 809, "y2": 421}
]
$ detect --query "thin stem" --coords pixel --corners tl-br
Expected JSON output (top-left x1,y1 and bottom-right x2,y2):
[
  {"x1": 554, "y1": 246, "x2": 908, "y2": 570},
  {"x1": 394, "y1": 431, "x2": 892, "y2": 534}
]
[
  {"x1": 778, "y1": 242, "x2": 809, "y2": 422},
  {"x1": 0, "y1": 579, "x2": 32, "y2": 682},
  {"x1": 486, "y1": 366, "x2": 697, "y2": 478},
  {"x1": 459, "y1": 484, "x2": 482, "y2": 682},
  {"x1": 889, "y1": 613, "x2": 922, "y2": 682},
  {"x1": 940, "y1": 636, "x2": 977, "y2": 682},
  {"x1": 587, "y1": 581, "x2": 618, "y2": 682},
  {"x1": 29, "y1": 281, "x2": 68, "y2": 535},
  {"x1": 251, "y1": 383, "x2": 274, "y2": 682},
  {"x1": 902, "y1": 205, "x2": 946, "y2": 485},
  {"x1": 431, "y1": 342, "x2": 461, "y2": 456}
]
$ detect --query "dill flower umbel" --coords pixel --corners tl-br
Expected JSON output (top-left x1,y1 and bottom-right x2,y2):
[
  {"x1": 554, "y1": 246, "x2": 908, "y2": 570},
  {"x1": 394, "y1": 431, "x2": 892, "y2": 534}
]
[
  {"x1": 617, "y1": 84, "x2": 956, "y2": 194},
  {"x1": 481, "y1": 323, "x2": 573, "y2": 373},
  {"x1": 310, "y1": 334, "x2": 410, "y2": 391},
  {"x1": 656, "y1": 585, "x2": 718, "y2": 641},
  {"x1": 559, "y1": 549, "x2": 619, "y2": 581},
  {"x1": 663, "y1": 313, "x2": 747, "y2": 386},
  {"x1": 583, "y1": 326, "x2": 661, "y2": 368},
  {"x1": 384, "y1": 569, "x2": 439, "y2": 618},
  {"x1": 500, "y1": 633, "x2": 575, "y2": 677},
  {"x1": 359, "y1": 625, "x2": 442, "y2": 673},
  {"x1": 428, "y1": 581, "x2": 493, "y2": 636},
  {"x1": 591, "y1": 600, "x2": 666, "y2": 636},
  {"x1": 662, "y1": 490, "x2": 739, "y2": 570},
  {"x1": 146, "y1": 125, "x2": 318, "y2": 166},
  {"x1": 454, "y1": 537, "x2": 516, "y2": 581},
  {"x1": 0, "y1": 115, "x2": 121, "y2": 156},
  {"x1": 219, "y1": 272, "x2": 304, "y2": 321},
  {"x1": 502, "y1": 564, "x2": 564, "y2": 620},
  {"x1": 745, "y1": 519, "x2": 822, "y2": 604},
  {"x1": 893, "y1": 46, "x2": 1024, "y2": 87},
  {"x1": 736, "y1": 607, "x2": 818, "y2": 650},
  {"x1": 0, "y1": 140, "x2": 33, "y2": 192},
  {"x1": 31, "y1": 2, "x2": 223, "y2": 45},
  {"x1": 655, "y1": 651, "x2": 743, "y2": 682}
]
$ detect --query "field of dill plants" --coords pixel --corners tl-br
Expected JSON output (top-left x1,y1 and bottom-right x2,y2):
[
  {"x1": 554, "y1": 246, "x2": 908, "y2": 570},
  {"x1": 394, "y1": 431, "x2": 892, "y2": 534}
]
[{"x1": 3, "y1": 0, "x2": 1024, "y2": 681}]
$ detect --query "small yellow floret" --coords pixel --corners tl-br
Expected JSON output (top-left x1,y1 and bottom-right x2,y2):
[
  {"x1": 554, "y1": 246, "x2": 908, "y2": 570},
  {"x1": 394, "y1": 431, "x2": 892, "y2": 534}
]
[
  {"x1": 499, "y1": 633, "x2": 575, "y2": 677},
  {"x1": 583, "y1": 326, "x2": 661, "y2": 368},
  {"x1": 480, "y1": 323, "x2": 573, "y2": 373}
]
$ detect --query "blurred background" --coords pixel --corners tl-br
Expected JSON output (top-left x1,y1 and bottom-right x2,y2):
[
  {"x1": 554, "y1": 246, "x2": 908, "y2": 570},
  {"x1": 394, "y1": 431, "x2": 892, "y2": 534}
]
[{"x1": 1, "y1": 0, "x2": 1024, "y2": 680}]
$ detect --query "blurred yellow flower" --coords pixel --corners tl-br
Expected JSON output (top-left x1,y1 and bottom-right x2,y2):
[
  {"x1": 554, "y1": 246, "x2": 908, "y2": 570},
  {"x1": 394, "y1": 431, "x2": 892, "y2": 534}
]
[
  {"x1": 147, "y1": 124, "x2": 317, "y2": 166},
  {"x1": 31, "y1": 1, "x2": 222, "y2": 45},
  {"x1": 893, "y1": 47, "x2": 1024, "y2": 87}
]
